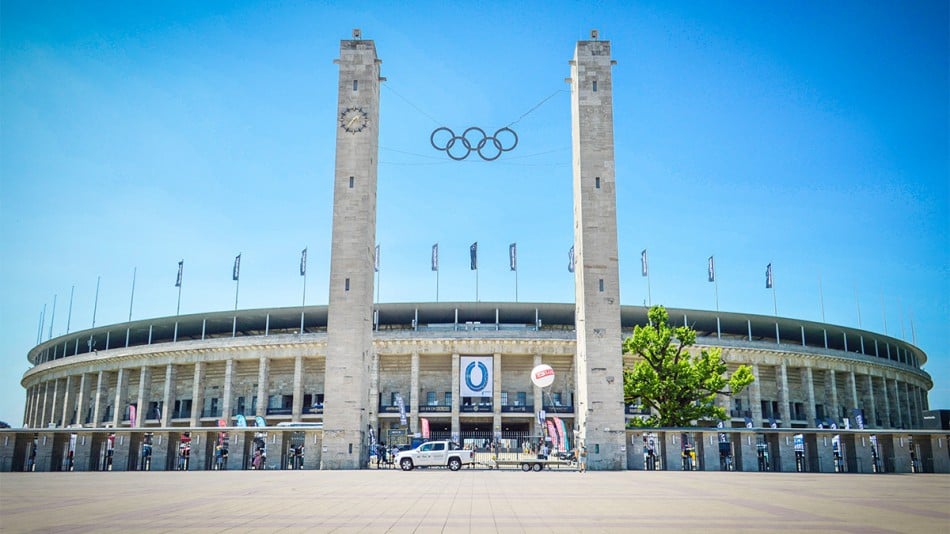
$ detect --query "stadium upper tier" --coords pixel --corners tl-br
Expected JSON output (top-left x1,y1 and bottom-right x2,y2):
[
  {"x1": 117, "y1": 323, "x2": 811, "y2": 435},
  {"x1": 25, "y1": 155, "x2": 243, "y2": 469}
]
[{"x1": 26, "y1": 302, "x2": 927, "y2": 377}]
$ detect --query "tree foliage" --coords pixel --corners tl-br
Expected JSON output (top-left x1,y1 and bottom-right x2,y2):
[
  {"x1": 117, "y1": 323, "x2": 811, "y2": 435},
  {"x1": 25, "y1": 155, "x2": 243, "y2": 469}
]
[{"x1": 622, "y1": 305, "x2": 754, "y2": 427}]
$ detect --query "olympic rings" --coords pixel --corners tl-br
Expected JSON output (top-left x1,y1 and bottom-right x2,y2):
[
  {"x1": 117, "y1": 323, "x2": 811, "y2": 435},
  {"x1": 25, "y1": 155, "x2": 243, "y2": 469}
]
[{"x1": 430, "y1": 126, "x2": 518, "y2": 161}]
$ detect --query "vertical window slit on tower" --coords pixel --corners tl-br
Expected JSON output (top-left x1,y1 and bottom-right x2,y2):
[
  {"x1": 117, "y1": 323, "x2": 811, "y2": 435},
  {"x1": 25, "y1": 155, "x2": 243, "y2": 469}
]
[
  {"x1": 599, "y1": 279, "x2": 604, "y2": 292},
  {"x1": 353, "y1": 80, "x2": 358, "y2": 91},
  {"x1": 592, "y1": 80, "x2": 598, "y2": 92},
  {"x1": 345, "y1": 278, "x2": 350, "y2": 291},
  {"x1": 349, "y1": 176, "x2": 354, "y2": 188},
  {"x1": 595, "y1": 177, "x2": 601, "y2": 189}
]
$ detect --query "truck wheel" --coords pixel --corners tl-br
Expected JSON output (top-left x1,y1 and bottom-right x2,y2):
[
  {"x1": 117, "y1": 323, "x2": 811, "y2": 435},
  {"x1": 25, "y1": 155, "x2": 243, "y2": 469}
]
[
  {"x1": 533, "y1": 462, "x2": 543, "y2": 472},
  {"x1": 400, "y1": 458, "x2": 414, "y2": 471},
  {"x1": 448, "y1": 457, "x2": 461, "y2": 471},
  {"x1": 521, "y1": 463, "x2": 531, "y2": 471}
]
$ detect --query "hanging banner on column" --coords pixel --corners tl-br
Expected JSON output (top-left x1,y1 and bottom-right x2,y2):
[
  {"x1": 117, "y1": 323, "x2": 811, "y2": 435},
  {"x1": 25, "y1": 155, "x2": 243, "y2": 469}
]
[
  {"x1": 421, "y1": 418, "x2": 430, "y2": 439},
  {"x1": 460, "y1": 356, "x2": 493, "y2": 397}
]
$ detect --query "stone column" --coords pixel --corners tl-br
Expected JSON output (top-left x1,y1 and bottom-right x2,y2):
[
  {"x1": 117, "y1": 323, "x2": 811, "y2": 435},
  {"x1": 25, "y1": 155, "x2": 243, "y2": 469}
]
[
  {"x1": 750, "y1": 364, "x2": 762, "y2": 427},
  {"x1": 827, "y1": 369, "x2": 839, "y2": 424},
  {"x1": 492, "y1": 353, "x2": 502, "y2": 438},
  {"x1": 451, "y1": 353, "x2": 460, "y2": 438},
  {"x1": 880, "y1": 375, "x2": 891, "y2": 428},
  {"x1": 866, "y1": 374, "x2": 877, "y2": 428},
  {"x1": 49, "y1": 379, "x2": 61, "y2": 428},
  {"x1": 92, "y1": 371, "x2": 106, "y2": 427},
  {"x1": 256, "y1": 357, "x2": 269, "y2": 418},
  {"x1": 368, "y1": 352, "x2": 379, "y2": 434},
  {"x1": 902, "y1": 382, "x2": 913, "y2": 428},
  {"x1": 848, "y1": 369, "x2": 859, "y2": 421},
  {"x1": 891, "y1": 379, "x2": 903, "y2": 429},
  {"x1": 75, "y1": 374, "x2": 89, "y2": 426},
  {"x1": 190, "y1": 362, "x2": 206, "y2": 427},
  {"x1": 160, "y1": 364, "x2": 178, "y2": 427},
  {"x1": 222, "y1": 359, "x2": 235, "y2": 424},
  {"x1": 410, "y1": 352, "x2": 420, "y2": 433},
  {"x1": 803, "y1": 366, "x2": 816, "y2": 427},
  {"x1": 112, "y1": 368, "x2": 128, "y2": 428},
  {"x1": 39, "y1": 382, "x2": 50, "y2": 428},
  {"x1": 292, "y1": 355, "x2": 303, "y2": 422},
  {"x1": 135, "y1": 366, "x2": 151, "y2": 427},
  {"x1": 22, "y1": 386, "x2": 33, "y2": 427},
  {"x1": 61, "y1": 376, "x2": 75, "y2": 427},
  {"x1": 777, "y1": 361, "x2": 790, "y2": 428}
]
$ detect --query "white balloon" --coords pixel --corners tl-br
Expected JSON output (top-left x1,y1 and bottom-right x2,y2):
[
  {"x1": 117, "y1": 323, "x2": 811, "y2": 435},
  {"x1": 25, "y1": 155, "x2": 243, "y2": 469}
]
[{"x1": 530, "y1": 364, "x2": 555, "y2": 388}]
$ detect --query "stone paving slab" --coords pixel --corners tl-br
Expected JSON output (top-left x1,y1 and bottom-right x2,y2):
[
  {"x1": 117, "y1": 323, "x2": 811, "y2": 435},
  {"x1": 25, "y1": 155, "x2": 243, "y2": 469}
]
[{"x1": 1, "y1": 470, "x2": 948, "y2": 533}]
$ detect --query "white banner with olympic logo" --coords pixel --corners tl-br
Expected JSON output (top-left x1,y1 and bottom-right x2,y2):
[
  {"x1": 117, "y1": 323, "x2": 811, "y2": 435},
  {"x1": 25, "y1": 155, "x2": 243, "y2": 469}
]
[{"x1": 460, "y1": 356, "x2": 493, "y2": 398}]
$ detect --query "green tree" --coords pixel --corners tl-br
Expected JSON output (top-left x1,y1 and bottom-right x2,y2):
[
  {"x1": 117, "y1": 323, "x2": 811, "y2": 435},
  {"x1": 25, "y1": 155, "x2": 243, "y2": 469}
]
[{"x1": 623, "y1": 305, "x2": 754, "y2": 427}]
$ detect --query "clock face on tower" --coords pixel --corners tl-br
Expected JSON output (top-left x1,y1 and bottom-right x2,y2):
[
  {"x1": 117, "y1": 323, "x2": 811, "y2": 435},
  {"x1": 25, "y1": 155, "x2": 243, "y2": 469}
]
[{"x1": 340, "y1": 107, "x2": 368, "y2": 133}]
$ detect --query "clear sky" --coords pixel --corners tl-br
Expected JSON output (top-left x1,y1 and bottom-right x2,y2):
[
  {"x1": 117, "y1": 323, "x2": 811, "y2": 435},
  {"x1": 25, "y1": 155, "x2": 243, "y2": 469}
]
[{"x1": 1, "y1": 1, "x2": 947, "y2": 425}]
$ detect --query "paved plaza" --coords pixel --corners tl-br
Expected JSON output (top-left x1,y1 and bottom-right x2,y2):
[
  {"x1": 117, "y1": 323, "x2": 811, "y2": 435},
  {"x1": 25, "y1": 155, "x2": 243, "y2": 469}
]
[{"x1": 1, "y1": 469, "x2": 948, "y2": 533}]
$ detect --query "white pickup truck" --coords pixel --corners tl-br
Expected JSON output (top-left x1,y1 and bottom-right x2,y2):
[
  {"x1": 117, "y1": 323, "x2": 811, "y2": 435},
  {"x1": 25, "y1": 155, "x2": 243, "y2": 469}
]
[{"x1": 395, "y1": 441, "x2": 475, "y2": 471}]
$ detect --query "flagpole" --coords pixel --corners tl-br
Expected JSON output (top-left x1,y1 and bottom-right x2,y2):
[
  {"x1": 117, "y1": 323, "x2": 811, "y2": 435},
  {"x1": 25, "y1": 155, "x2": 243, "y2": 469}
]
[
  {"x1": 48, "y1": 294, "x2": 56, "y2": 340},
  {"x1": 66, "y1": 285, "x2": 74, "y2": 334},
  {"x1": 128, "y1": 267, "x2": 136, "y2": 322},
  {"x1": 818, "y1": 274, "x2": 825, "y2": 322},
  {"x1": 772, "y1": 284, "x2": 778, "y2": 317},
  {"x1": 89, "y1": 275, "x2": 100, "y2": 351},
  {"x1": 301, "y1": 248, "x2": 307, "y2": 335},
  {"x1": 92, "y1": 275, "x2": 101, "y2": 328},
  {"x1": 880, "y1": 290, "x2": 887, "y2": 335},
  {"x1": 176, "y1": 261, "x2": 183, "y2": 316},
  {"x1": 854, "y1": 286, "x2": 862, "y2": 328},
  {"x1": 37, "y1": 304, "x2": 46, "y2": 345}
]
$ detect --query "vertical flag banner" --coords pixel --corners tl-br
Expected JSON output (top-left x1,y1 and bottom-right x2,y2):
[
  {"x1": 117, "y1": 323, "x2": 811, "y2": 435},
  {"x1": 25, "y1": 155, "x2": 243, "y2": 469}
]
[
  {"x1": 568, "y1": 246, "x2": 575, "y2": 273},
  {"x1": 300, "y1": 248, "x2": 307, "y2": 276},
  {"x1": 129, "y1": 405, "x2": 137, "y2": 428},
  {"x1": 470, "y1": 242, "x2": 478, "y2": 270},
  {"x1": 459, "y1": 356, "x2": 493, "y2": 397},
  {"x1": 708, "y1": 256, "x2": 715, "y2": 282},
  {"x1": 175, "y1": 261, "x2": 183, "y2": 287},
  {"x1": 641, "y1": 249, "x2": 649, "y2": 276},
  {"x1": 421, "y1": 417, "x2": 430, "y2": 439},
  {"x1": 546, "y1": 419, "x2": 558, "y2": 446},
  {"x1": 374, "y1": 244, "x2": 380, "y2": 273},
  {"x1": 431, "y1": 243, "x2": 439, "y2": 271},
  {"x1": 509, "y1": 243, "x2": 517, "y2": 271},
  {"x1": 766, "y1": 263, "x2": 773, "y2": 289},
  {"x1": 233, "y1": 254, "x2": 241, "y2": 281}
]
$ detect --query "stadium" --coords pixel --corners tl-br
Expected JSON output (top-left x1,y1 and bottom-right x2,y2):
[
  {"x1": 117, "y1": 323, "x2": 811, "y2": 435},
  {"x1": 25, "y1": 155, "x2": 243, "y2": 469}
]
[{"x1": 9, "y1": 32, "x2": 943, "y2": 473}]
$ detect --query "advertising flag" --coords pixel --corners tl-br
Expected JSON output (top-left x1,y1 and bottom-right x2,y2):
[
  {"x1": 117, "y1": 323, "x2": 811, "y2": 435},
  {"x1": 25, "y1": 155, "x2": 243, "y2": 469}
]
[
  {"x1": 175, "y1": 260, "x2": 183, "y2": 287},
  {"x1": 853, "y1": 408, "x2": 865, "y2": 430},
  {"x1": 396, "y1": 393, "x2": 407, "y2": 426},
  {"x1": 554, "y1": 416, "x2": 567, "y2": 450},
  {"x1": 708, "y1": 256, "x2": 715, "y2": 282},
  {"x1": 374, "y1": 244, "x2": 380, "y2": 273},
  {"x1": 233, "y1": 254, "x2": 241, "y2": 281},
  {"x1": 431, "y1": 243, "x2": 439, "y2": 271},
  {"x1": 766, "y1": 263, "x2": 773, "y2": 289},
  {"x1": 641, "y1": 249, "x2": 649, "y2": 277},
  {"x1": 129, "y1": 405, "x2": 137, "y2": 428},
  {"x1": 568, "y1": 246, "x2": 575, "y2": 273},
  {"x1": 546, "y1": 419, "x2": 559, "y2": 446},
  {"x1": 421, "y1": 418, "x2": 430, "y2": 439},
  {"x1": 300, "y1": 248, "x2": 307, "y2": 276},
  {"x1": 470, "y1": 242, "x2": 478, "y2": 270},
  {"x1": 509, "y1": 243, "x2": 517, "y2": 271}
]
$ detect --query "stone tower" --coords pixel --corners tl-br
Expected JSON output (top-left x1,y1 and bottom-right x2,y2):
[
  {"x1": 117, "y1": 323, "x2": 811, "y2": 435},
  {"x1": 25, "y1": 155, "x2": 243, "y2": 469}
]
[
  {"x1": 570, "y1": 32, "x2": 627, "y2": 470},
  {"x1": 322, "y1": 31, "x2": 381, "y2": 469}
]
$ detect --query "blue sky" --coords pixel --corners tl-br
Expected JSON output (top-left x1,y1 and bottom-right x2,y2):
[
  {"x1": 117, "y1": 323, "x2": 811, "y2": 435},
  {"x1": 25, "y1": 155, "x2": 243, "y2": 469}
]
[{"x1": 1, "y1": 1, "x2": 947, "y2": 425}]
